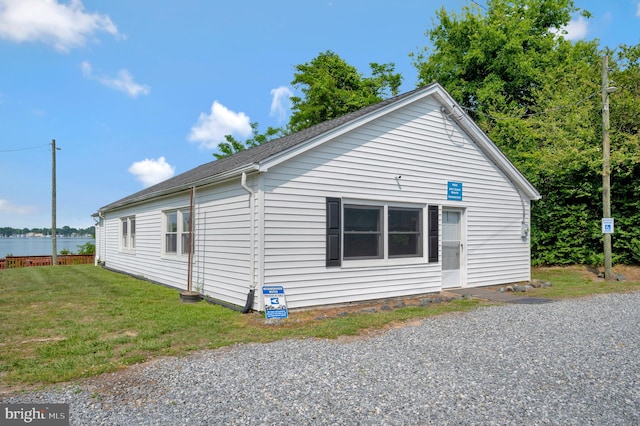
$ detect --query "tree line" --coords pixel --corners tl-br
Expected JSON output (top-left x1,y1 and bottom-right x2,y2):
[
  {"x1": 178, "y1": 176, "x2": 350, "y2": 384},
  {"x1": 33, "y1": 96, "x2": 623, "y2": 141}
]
[
  {"x1": 215, "y1": 0, "x2": 640, "y2": 266},
  {"x1": 0, "y1": 226, "x2": 95, "y2": 238}
]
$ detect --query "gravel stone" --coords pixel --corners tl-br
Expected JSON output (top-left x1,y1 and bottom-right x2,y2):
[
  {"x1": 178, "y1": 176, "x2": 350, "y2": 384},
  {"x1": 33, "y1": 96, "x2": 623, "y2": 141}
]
[{"x1": 4, "y1": 292, "x2": 640, "y2": 425}]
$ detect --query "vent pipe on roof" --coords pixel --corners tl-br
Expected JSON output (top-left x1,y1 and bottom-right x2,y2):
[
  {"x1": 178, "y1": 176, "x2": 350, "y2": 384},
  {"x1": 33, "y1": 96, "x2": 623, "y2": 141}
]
[{"x1": 241, "y1": 172, "x2": 256, "y2": 313}]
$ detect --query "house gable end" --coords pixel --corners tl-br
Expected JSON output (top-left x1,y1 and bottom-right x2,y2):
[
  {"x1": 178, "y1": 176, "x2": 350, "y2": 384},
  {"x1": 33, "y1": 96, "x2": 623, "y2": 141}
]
[{"x1": 258, "y1": 84, "x2": 540, "y2": 201}]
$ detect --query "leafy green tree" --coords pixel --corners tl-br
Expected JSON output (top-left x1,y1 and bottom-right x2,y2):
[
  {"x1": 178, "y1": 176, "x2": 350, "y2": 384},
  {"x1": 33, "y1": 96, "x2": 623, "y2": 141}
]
[
  {"x1": 413, "y1": 0, "x2": 587, "y2": 125},
  {"x1": 607, "y1": 44, "x2": 640, "y2": 264},
  {"x1": 214, "y1": 123, "x2": 284, "y2": 159},
  {"x1": 214, "y1": 51, "x2": 401, "y2": 159},
  {"x1": 413, "y1": 0, "x2": 640, "y2": 265},
  {"x1": 287, "y1": 50, "x2": 402, "y2": 133}
]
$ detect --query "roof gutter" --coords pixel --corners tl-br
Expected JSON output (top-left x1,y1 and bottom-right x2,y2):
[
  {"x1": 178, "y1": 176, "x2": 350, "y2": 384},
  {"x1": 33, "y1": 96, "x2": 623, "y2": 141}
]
[{"x1": 98, "y1": 164, "x2": 260, "y2": 214}]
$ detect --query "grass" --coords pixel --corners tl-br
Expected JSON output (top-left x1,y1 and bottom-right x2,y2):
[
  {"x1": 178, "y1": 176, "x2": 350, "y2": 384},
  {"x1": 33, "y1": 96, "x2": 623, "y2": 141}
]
[
  {"x1": 0, "y1": 264, "x2": 638, "y2": 391},
  {"x1": 531, "y1": 265, "x2": 640, "y2": 298}
]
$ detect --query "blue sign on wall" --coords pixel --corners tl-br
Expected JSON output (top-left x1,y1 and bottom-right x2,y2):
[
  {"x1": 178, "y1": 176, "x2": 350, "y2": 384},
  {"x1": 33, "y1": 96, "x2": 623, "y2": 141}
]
[{"x1": 447, "y1": 181, "x2": 463, "y2": 201}]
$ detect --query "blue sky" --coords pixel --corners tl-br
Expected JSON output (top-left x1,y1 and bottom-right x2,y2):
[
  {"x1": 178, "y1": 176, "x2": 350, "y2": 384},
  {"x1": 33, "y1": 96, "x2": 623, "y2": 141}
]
[{"x1": 0, "y1": 0, "x2": 639, "y2": 229}]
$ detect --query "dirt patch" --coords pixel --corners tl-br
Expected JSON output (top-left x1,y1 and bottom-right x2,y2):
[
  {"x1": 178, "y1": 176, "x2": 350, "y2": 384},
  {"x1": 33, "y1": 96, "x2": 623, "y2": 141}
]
[{"x1": 534, "y1": 264, "x2": 640, "y2": 282}]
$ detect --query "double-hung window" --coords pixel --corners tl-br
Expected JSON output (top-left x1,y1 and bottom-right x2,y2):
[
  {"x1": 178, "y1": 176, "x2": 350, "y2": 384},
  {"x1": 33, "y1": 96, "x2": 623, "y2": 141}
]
[
  {"x1": 344, "y1": 206, "x2": 383, "y2": 259},
  {"x1": 327, "y1": 199, "x2": 424, "y2": 266},
  {"x1": 120, "y1": 216, "x2": 135, "y2": 251},
  {"x1": 388, "y1": 207, "x2": 421, "y2": 257},
  {"x1": 164, "y1": 209, "x2": 191, "y2": 256}
]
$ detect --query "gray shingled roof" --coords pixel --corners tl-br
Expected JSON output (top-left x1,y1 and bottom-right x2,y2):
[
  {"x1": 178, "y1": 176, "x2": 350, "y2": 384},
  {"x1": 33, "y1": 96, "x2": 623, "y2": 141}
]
[{"x1": 98, "y1": 85, "x2": 429, "y2": 212}]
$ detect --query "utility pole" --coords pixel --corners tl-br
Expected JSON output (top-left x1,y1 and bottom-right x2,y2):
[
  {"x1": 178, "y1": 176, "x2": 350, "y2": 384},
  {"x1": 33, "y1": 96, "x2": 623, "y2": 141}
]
[
  {"x1": 51, "y1": 139, "x2": 60, "y2": 266},
  {"x1": 601, "y1": 56, "x2": 615, "y2": 280}
]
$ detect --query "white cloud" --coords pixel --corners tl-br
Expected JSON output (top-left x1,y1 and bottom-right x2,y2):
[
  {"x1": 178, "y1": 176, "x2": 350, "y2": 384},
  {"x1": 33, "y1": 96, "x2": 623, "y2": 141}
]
[
  {"x1": 0, "y1": 199, "x2": 34, "y2": 214},
  {"x1": 270, "y1": 86, "x2": 293, "y2": 122},
  {"x1": 128, "y1": 157, "x2": 175, "y2": 188},
  {"x1": 556, "y1": 16, "x2": 589, "y2": 41},
  {"x1": 0, "y1": 0, "x2": 119, "y2": 52},
  {"x1": 188, "y1": 101, "x2": 252, "y2": 149},
  {"x1": 81, "y1": 61, "x2": 150, "y2": 98}
]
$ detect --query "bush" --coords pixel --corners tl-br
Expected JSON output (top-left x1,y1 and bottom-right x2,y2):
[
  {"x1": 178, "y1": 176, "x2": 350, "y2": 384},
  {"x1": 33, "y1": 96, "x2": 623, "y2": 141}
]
[{"x1": 77, "y1": 242, "x2": 95, "y2": 255}]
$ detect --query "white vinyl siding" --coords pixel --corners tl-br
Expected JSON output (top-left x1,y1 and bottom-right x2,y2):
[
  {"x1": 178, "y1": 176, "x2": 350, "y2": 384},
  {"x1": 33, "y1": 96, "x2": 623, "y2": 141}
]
[
  {"x1": 98, "y1": 91, "x2": 533, "y2": 311},
  {"x1": 259, "y1": 96, "x2": 531, "y2": 308},
  {"x1": 99, "y1": 182, "x2": 253, "y2": 307}
]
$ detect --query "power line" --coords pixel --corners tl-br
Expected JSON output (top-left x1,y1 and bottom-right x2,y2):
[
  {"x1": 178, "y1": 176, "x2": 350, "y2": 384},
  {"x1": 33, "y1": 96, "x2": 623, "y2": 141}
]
[
  {"x1": 471, "y1": 0, "x2": 488, "y2": 11},
  {"x1": 0, "y1": 143, "x2": 50, "y2": 153}
]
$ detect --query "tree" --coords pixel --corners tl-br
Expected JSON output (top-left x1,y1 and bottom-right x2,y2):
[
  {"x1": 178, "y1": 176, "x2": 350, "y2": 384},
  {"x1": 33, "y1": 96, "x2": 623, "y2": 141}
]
[
  {"x1": 213, "y1": 51, "x2": 402, "y2": 159},
  {"x1": 213, "y1": 122, "x2": 284, "y2": 159},
  {"x1": 287, "y1": 50, "x2": 402, "y2": 133},
  {"x1": 607, "y1": 44, "x2": 640, "y2": 264},
  {"x1": 413, "y1": 0, "x2": 587, "y2": 124},
  {"x1": 413, "y1": 0, "x2": 640, "y2": 265}
]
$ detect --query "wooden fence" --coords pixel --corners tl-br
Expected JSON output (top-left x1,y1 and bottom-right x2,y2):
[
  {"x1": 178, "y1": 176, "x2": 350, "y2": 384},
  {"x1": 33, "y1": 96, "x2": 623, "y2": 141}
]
[{"x1": 0, "y1": 255, "x2": 94, "y2": 270}]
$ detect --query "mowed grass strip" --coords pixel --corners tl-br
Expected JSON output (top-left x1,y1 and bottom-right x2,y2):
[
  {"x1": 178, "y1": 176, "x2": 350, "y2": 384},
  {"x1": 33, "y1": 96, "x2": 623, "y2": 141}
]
[
  {"x1": 0, "y1": 264, "x2": 638, "y2": 390},
  {"x1": 0, "y1": 265, "x2": 240, "y2": 386}
]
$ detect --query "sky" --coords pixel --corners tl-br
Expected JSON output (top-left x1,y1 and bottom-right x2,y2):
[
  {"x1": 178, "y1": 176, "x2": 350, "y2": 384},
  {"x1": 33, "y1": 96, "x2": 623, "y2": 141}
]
[{"x1": 0, "y1": 0, "x2": 639, "y2": 229}]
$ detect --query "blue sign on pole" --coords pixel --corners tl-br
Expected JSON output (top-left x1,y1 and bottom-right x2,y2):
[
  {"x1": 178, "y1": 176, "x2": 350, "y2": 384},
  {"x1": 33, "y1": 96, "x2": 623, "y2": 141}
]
[
  {"x1": 447, "y1": 181, "x2": 463, "y2": 201},
  {"x1": 263, "y1": 285, "x2": 288, "y2": 319}
]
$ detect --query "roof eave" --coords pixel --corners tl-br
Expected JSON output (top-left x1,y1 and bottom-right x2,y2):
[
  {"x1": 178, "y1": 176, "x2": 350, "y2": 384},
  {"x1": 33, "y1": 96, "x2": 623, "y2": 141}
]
[{"x1": 99, "y1": 163, "x2": 260, "y2": 214}]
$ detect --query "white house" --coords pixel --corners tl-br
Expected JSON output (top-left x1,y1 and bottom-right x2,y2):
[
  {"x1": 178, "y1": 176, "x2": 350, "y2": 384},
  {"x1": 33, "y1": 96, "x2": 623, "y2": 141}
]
[{"x1": 94, "y1": 83, "x2": 540, "y2": 311}]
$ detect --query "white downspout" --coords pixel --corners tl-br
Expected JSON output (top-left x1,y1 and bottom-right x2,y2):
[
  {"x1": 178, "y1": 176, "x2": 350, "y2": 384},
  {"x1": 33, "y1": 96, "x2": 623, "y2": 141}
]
[
  {"x1": 97, "y1": 212, "x2": 105, "y2": 266},
  {"x1": 241, "y1": 172, "x2": 257, "y2": 312}
]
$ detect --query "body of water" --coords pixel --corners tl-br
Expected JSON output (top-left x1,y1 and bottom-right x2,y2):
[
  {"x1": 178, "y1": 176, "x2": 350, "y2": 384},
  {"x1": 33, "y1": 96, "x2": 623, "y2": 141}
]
[{"x1": 0, "y1": 237, "x2": 95, "y2": 257}]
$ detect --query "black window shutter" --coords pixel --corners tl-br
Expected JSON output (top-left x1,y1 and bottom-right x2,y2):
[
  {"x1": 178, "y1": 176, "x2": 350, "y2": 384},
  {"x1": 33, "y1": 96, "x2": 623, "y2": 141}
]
[
  {"x1": 428, "y1": 205, "x2": 439, "y2": 263},
  {"x1": 326, "y1": 198, "x2": 341, "y2": 267}
]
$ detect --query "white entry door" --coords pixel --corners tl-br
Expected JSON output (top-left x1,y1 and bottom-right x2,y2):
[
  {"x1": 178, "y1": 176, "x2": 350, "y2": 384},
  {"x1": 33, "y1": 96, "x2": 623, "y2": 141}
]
[{"x1": 442, "y1": 209, "x2": 464, "y2": 288}]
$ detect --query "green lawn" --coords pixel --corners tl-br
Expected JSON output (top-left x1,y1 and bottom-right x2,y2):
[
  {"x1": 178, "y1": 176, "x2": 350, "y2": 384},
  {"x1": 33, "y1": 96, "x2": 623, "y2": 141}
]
[{"x1": 0, "y1": 264, "x2": 638, "y2": 391}]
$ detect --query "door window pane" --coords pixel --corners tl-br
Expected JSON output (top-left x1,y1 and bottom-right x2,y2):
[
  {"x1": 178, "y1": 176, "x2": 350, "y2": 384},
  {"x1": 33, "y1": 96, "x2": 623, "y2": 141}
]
[
  {"x1": 442, "y1": 210, "x2": 461, "y2": 270},
  {"x1": 442, "y1": 241, "x2": 460, "y2": 269},
  {"x1": 442, "y1": 211, "x2": 461, "y2": 241}
]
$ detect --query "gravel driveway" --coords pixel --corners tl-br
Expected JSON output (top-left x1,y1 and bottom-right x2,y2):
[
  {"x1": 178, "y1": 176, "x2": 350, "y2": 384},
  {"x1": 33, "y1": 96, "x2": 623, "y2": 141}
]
[{"x1": 4, "y1": 292, "x2": 640, "y2": 425}]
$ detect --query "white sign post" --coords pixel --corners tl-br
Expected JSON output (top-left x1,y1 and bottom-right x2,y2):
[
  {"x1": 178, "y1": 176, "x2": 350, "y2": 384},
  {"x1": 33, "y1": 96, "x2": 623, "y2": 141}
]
[{"x1": 602, "y1": 218, "x2": 614, "y2": 234}]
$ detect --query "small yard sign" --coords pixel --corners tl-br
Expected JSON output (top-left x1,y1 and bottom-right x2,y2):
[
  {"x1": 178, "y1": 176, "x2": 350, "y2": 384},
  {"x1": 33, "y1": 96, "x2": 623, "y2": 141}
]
[
  {"x1": 263, "y1": 285, "x2": 288, "y2": 319},
  {"x1": 602, "y1": 218, "x2": 614, "y2": 234},
  {"x1": 447, "y1": 181, "x2": 463, "y2": 201}
]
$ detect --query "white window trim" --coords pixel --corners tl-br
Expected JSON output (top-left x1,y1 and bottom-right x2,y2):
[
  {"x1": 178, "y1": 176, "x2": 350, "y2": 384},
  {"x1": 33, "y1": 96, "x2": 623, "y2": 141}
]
[
  {"x1": 120, "y1": 216, "x2": 136, "y2": 253},
  {"x1": 342, "y1": 200, "x2": 427, "y2": 269}
]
